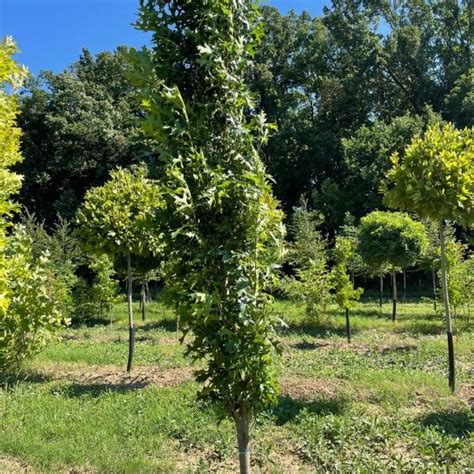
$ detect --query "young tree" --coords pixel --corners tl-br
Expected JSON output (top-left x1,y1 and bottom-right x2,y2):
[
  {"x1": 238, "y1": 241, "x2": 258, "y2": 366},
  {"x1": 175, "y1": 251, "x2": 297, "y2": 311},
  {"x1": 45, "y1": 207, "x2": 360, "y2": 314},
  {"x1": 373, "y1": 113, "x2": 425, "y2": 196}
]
[
  {"x1": 357, "y1": 211, "x2": 428, "y2": 321},
  {"x1": 132, "y1": 2, "x2": 285, "y2": 471},
  {"x1": 384, "y1": 123, "x2": 473, "y2": 392},
  {"x1": 331, "y1": 236, "x2": 364, "y2": 343},
  {"x1": 1, "y1": 38, "x2": 64, "y2": 371},
  {"x1": 76, "y1": 167, "x2": 162, "y2": 372},
  {"x1": 282, "y1": 200, "x2": 332, "y2": 322}
]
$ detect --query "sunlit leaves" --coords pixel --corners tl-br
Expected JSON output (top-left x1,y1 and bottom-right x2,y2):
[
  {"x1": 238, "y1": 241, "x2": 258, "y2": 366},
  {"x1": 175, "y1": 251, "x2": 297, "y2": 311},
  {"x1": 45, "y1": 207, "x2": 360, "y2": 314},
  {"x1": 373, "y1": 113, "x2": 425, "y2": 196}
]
[
  {"x1": 133, "y1": 1, "x2": 285, "y2": 420},
  {"x1": 357, "y1": 211, "x2": 428, "y2": 272},
  {"x1": 384, "y1": 123, "x2": 474, "y2": 228}
]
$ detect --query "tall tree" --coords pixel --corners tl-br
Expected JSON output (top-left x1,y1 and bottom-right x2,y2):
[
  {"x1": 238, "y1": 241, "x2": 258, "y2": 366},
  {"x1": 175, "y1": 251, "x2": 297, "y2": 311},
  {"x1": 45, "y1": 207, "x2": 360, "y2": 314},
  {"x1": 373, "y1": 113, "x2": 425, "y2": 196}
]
[{"x1": 132, "y1": 1, "x2": 285, "y2": 471}]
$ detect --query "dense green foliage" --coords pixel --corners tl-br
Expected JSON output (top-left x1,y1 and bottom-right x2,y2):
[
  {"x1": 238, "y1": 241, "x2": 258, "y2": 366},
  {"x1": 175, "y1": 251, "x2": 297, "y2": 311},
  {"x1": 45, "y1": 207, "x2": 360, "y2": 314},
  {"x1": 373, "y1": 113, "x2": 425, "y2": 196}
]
[
  {"x1": 77, "y1": 167, "x2": 162, "y2": 258},
  {"x1": 17, "y1": 48, "x2": 144, "y2": 224},
  {"x1": 282, "y1": 201, "x2": 332, "y2": 320},
  {"x1": 332, "y1": 236, "x2": 364, "y2": 312},
  {"x1": 132, "y1": 2, "x2": 284, "y2": 466},
  {"x1": 251, "y1": 1, "x2": 472, "y2": 226},
  {"x1": 384, "y1": 123, "x2": 474, "y2": 227},
  {"x1": 14, "y1": 1, "x2": 473, "y2": 234},
  {"x1": 357, "y1": 211, "x2": 428, "y2": 272}
]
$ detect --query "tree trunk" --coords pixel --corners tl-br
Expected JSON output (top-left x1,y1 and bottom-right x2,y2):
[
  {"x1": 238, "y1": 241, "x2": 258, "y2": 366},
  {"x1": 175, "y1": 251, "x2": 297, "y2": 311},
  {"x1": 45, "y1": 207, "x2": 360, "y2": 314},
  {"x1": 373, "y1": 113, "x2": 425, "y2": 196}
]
[
  {"x1": 402, "y1": 270, "x2": 407, "y2": 303},
  {"x1": 145, "y1": 281, "x2": 153, "y2": 303},
  {"x1": 439, "y1": 220, "x2": 455, "y2": 393},
  {"x1": 235, "y1": 410, "x2": 251, "y2": 474},
  {"x1": 126, "y1": 251, "x2": 135, "y2": 372},
  {"x1": 392, "y1": 270, "x2": 397, "y2": 322},
  {"x1": 351, "y1": 271, "x2": 355, "y2": 286},
  {"x1": 345, "y1": 308, "x2": 351, "y2": 343},
  {"x1": 379, "y1": 274, "x2": 383, "y2": 308},
  {"x1": 176, "y1": 313, "x2": 180, "y2": 341},
  {"x1": 141, "y1": 281, "x2": 146, "y2": 322},
  {"x1": 432, "y1": 267, "x2": 437, "y2": 311}
]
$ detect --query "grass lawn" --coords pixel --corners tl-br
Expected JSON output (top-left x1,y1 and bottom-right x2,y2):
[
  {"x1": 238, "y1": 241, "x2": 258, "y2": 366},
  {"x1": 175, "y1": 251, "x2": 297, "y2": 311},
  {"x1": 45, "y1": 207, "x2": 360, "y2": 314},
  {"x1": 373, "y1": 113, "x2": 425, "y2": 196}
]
[{"x1": 1, "y1": 298, "x2": 472, "y2": 472}]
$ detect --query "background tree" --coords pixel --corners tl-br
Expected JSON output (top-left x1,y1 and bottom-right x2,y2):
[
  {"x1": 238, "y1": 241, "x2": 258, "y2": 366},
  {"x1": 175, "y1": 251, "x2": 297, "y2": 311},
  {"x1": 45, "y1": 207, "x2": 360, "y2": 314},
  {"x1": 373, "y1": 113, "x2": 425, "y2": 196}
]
[
  {"x1": 384, "y1": 123, "x2": 473, "y2": 392},
  {"x1": 331, "y1": 235, "x2": 364, "y2": 343},
  {"x1": 17, "y1": 48, "x2": 145, "y2": 224},
  {"x1": 132, "y1": 1, "x2": 285, "y2": 471},
  {"x1": 282, "y1": 200, "x2": 332, "y2": 322},
  {"x1": 76, "y1": 167, "x2": 162, "y2": 372},
  {"x1": 248, "y1": 1, "x2": 471, "y2": 231},
  {"x1": 357, "y1": 211, "x2": 428, "y2": 321}
]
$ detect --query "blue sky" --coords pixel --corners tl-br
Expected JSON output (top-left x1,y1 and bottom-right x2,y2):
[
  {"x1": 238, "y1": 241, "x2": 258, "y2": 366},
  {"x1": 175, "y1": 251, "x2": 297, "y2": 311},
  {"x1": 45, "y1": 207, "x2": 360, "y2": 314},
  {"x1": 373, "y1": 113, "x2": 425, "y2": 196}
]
[{"x1": 0, "y1": 0, "x2": 328, "y2": 76}]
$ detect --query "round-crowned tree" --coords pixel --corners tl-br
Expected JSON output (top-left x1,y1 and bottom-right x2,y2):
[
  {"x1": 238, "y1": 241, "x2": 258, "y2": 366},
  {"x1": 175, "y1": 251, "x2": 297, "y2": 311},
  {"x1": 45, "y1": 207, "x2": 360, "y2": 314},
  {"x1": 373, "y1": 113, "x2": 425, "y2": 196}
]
[
  {"x1": 131, "y1": 1, "x2": 285, "y2": 471},
  {"x1": 357, "y1": 211, "x2": 427, "y2": 321},
  {"x1": 76, "y1": 166, "x2": 162, "y2": 372},
  {"x1": 384, "y1": 123, "x2": 473, "y2": 392}
]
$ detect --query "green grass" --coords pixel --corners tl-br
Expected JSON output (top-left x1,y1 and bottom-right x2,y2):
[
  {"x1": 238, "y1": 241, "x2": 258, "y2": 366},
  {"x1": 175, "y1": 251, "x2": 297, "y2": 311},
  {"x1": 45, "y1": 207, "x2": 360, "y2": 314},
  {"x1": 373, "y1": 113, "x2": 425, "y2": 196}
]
[{"x1": 1, "y1": 299, "x2": 472, "y2": 472}]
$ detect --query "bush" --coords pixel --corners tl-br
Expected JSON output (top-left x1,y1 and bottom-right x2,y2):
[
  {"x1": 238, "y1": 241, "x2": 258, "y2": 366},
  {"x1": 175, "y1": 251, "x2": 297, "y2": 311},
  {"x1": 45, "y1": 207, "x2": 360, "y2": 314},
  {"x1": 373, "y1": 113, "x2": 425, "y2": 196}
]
[{"x1": 0, "y1": 226, "x2": 65, "y2": 370}]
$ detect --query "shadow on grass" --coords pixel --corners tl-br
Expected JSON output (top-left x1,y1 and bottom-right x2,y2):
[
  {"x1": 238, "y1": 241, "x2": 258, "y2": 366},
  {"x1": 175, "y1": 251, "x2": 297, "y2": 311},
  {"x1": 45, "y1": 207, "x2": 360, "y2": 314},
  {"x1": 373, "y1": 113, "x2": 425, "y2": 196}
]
[
  {"x1": 0, "y1": 371, "x2": 52, "y2": 389},
  {"x1": 394, "y1": 322, "x2": 445, "y2": 336},
  {"x1": 140, "y1": 319, "x2": 178, "y2": 333},
  {"x1": 419, "y1": 410, "x2": 473, "y2": 438},
  {"x1": 380, "y1": 344, "x2": 418, "y2": 354},
  {"x1": 273, "y1": 395, "x2": 347, "y2": 425},
  {"x1": 63, "y1": 381, "x2": 149, "y2": 398},
  {"x1": 280, "y1": 322, "x2": 348, "y2": 339},
  {"x1": 291, "y1": 341, "x2": 331, "y2": 351},
  {"x1": 70, "y1": 316, "x2": 112, "y2": 328}
]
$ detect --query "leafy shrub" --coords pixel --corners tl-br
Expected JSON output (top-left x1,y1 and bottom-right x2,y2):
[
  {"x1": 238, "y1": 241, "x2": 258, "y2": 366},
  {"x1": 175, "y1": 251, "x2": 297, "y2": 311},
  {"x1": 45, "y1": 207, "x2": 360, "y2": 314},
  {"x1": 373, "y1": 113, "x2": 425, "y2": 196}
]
[{"x1": 0, "y1": 226, "x2": 65, "y2": 370}]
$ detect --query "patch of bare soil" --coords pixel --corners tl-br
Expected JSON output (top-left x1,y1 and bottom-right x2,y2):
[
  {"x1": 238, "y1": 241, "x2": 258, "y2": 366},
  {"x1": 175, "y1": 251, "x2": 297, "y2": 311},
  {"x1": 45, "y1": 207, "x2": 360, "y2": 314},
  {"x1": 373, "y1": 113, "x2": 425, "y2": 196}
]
[
  {"x1": 280, "y1": 376, "x2": 345, "y2": 401},
  {"x1": 39, "y1": 364, "x2": 193, "y2": 390},
  {"x1": 0, "y1": 455, "x2": 32, "y2": 473},
  {"x1": 459, "y1": 384, "x2": 474, "y2": 409}
]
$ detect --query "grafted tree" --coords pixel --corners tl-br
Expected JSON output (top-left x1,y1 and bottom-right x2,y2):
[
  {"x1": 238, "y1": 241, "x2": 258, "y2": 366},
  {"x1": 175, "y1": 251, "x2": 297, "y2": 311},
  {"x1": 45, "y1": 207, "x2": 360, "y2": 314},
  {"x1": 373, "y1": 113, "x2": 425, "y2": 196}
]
[
  {"x1": 76, "y1": 167, "x2": 162, "y2": 372},
  {"x1": 384, "y1": 123, "x2": 473, "y2": 392},
  {"x1": 132, "y1": 2, "x2": 285, "y2": 471},
  {"x1": 357, "y1": 211, "x2": 428, "y2": 322}
]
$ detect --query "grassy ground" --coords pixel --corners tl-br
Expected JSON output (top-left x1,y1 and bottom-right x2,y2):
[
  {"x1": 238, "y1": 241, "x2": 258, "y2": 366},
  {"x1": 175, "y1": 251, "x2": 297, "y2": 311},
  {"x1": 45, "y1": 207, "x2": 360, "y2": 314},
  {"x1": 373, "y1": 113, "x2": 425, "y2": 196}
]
[{"x1": 1, "y1": 298, "x2": 472, "y2": 473}]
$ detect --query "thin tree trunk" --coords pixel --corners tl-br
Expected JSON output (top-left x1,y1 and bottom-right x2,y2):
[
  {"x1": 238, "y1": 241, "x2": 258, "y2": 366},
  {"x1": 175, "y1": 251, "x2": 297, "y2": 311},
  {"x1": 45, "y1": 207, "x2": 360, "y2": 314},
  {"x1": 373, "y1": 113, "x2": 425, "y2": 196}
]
[
  {"x1": 176, "y1": 313, "x2": 180, "y2": 341},
  {"x1": 126, "y1": 251, "x2": 135, "y2": 372},
  {"x1": 145, "y1": 281, "x2": 153, "y2": 303},
  {"x1": 235, "y1": 410, "x2": 251, "y2": 474},
  {"x1": 402, "y1": 270, "x2": 407, "y2": 303},
  {"x1": 439, "y1": 220, "x2": 455, "y2": 393},
  {"x1": 345, "y1": 308, "x2": 351, "y2": 343},
  {"x1": 392, "y1": 270, "x2": 397, "y2": 322},
  {"x1": 351, "y1": 271, "x2": 355, "y2": 286},
  {"x1": 379, "y1": 274, "x2": 384, "y2": 308},
  {"x1": 432, "y1": 267, "x2": 437, "y2": 311},
  {"x1": 141, "y1": 281, "x2": 146, "y2": 322}
]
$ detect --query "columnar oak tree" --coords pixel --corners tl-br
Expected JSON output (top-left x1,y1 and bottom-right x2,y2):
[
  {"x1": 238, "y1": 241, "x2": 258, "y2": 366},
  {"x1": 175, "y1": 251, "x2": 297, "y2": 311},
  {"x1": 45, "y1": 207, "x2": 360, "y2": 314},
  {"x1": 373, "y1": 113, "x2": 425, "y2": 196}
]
[
  {"x1": 76, "y1": 167, "x2": 162, "y2": 372},
  {"x1": 331, "y1": 236, "x2": 363, "y2": 343},
  {"x1": 384, "y1": 123, "x2": 473, "y2": 392},
  {"x1": 132, "y1": 2, "x2": 285, "y2": 471},
  {"x1": 357, "y1": 211, "x2": 427, "y2": 321}
]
